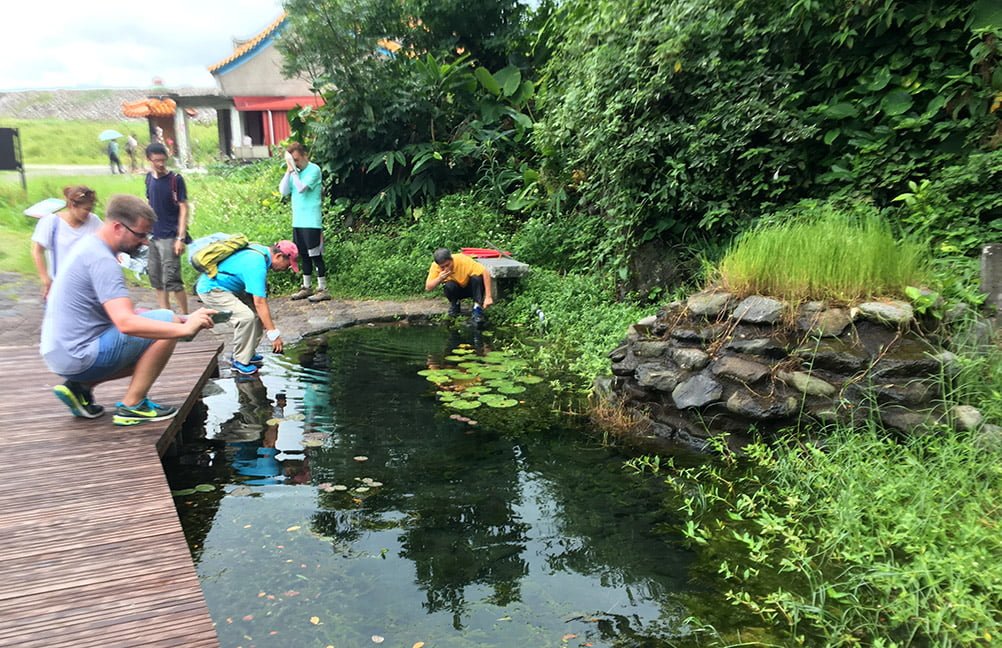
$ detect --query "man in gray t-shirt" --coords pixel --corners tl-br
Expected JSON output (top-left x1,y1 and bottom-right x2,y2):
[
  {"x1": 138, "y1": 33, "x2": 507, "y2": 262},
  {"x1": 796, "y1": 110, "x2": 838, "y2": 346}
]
[{"x1": 41, "y1": 194, "x2": 216, "y2": 426}]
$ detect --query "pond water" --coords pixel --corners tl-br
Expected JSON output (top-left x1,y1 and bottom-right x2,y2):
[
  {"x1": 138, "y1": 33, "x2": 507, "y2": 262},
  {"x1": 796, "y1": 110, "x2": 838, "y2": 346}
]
[{"x1": 164, "y1": 325, "x2": 729, "y2": 648}]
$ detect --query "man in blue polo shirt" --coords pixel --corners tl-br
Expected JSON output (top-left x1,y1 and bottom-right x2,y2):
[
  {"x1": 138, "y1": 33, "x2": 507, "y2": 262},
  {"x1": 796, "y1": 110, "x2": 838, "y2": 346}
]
[{"x1": 195, "y1": 240, "x2": 299, "y2": 375}]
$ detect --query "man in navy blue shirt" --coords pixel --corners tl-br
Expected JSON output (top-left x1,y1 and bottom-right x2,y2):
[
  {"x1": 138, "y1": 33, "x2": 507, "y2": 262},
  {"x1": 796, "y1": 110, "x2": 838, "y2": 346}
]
[{"x1": 145, "y1": 143, "x2": 189, "y2": 314}]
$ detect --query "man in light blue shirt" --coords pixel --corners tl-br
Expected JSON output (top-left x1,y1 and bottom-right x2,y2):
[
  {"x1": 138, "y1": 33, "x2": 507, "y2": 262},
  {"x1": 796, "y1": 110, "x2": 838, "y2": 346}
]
[
  {"x1": 279, "y1": 142, "x2": 328, "y2": 302},
  {"x1": 196, "y1": 240, "x2": 299, "y2": 376}
]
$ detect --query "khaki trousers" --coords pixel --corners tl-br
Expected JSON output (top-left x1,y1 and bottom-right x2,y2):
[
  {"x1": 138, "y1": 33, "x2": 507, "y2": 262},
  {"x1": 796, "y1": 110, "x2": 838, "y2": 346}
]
[{"x1": 199, "y1": 289, "x2": 262, "y2": 364}]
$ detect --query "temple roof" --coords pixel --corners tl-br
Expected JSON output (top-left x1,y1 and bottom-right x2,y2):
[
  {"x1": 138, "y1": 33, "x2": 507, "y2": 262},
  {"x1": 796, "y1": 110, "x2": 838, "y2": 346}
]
[{"x1": 208, "y1": 13, "x2": 287, "y2": 74}]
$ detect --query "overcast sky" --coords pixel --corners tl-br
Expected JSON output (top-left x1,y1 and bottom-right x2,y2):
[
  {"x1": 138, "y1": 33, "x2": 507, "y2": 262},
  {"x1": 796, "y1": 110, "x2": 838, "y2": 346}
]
[{"x1": 1, "y1": 0, "x2": 287, "y2": 91}]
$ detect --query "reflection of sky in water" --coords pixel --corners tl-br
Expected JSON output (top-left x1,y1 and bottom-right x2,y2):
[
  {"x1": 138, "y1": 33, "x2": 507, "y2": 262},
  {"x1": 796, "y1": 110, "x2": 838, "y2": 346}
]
[{"x1": 168, "y1": 326, "x2": 710, "y2": 647}]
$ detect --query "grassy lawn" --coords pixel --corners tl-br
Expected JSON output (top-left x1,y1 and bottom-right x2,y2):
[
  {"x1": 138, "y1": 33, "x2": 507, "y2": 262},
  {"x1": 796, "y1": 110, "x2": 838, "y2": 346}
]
[{"x1": 0, "y1": 118, "x2": 220, "y2": 166}]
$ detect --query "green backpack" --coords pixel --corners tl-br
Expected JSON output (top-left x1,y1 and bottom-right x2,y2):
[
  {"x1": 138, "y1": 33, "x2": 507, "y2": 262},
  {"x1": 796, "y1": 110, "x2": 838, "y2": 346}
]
[{"x1": 188, "y1": 233, "x2": 252, "y2": 278}]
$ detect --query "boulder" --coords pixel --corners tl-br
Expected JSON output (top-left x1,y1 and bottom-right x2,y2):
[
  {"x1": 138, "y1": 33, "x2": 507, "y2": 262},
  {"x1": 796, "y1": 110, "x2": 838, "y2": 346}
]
[
  {"x1": 856, "y1": 300, "x2": 914, "y2": 327},
  {"x1": 797, "y1": 307, "x2": 851, "y2": 337},
  {"x1": 671, "y1": 372, "x2": 723, "y2": 409},
  {"x1": 952, "y1": 405, "x2": 984, "y2": 432},
  {"x1": 725, "y1": 390, "x2": 799, "y2": 419},
  {"x1": 670, "y1": 347, "x2": 710, "y2": 370},
  {"x1": 687, "y1": 291, "x2": 734, "y2": 317},
  {"x1": 732, "y1": 296, "x2": 786, "y2": 324},
  {"x1": 711, "y1": 356, "x2": 771, "y2": 384},
  {"x1": 777, "y1": 370, "x2": 837, "y2": 397},
  {"x1": 633, "y1": 341, "x2": 672, "y2": 358},
  {"x1": 636, "y1": 364, "x2": 684, "y2": 392},
  {"x1": 725, "y1": 336, "x2": 788, "y2": 358}
]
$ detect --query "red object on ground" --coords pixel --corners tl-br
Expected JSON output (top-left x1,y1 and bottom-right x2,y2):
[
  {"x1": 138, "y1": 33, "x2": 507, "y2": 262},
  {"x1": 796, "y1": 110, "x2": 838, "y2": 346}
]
[{"x1": 461, "y1": 247, "x2": 509, "y2": 258}]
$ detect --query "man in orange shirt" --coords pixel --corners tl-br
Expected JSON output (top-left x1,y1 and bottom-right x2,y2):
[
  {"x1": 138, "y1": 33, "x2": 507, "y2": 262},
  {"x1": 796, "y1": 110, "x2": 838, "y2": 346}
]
[{"x1": 424, "y1": 248, "x2": 494, "y2": 326}]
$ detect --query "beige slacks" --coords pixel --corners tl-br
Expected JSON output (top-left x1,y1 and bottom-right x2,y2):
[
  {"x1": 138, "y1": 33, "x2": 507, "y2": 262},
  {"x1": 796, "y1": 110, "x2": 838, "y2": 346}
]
[{"x1": 199, "y1": 289, "x2": 262, "y2": 364}]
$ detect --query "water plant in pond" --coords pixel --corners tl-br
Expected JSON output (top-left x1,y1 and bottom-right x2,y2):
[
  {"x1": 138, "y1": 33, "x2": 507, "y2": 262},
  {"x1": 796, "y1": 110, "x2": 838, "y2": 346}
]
[{"x1": 420, "y1": 344, "x2": 543, "y2": 413}]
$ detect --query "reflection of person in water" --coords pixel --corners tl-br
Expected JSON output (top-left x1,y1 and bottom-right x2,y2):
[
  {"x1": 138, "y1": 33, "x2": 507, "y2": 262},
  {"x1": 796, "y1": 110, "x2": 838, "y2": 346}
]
[{"x1": 216, "y1": 375, "x2": 285, "y2": 485}]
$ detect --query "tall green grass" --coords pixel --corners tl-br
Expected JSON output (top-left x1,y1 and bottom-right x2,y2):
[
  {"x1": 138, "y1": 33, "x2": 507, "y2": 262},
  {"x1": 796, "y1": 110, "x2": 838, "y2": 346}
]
[
  {"x1": 0, "y1": 118, "x2": 220, "y2": 165},
  {"x1": 717, "y1": 203, "x2": 928, "y2": 302}
]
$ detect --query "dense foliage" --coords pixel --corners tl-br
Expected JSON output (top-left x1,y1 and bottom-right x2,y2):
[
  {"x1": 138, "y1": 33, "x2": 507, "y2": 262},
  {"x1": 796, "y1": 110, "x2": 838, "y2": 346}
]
[{"x1": 535, "y1": 0, "x2": 1002, "y2": 268}]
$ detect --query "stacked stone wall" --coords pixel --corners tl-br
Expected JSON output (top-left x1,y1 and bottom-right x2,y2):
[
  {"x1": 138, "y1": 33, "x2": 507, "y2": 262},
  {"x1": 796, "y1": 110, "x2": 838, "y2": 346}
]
[{"x1": 606, "y1": 292, "x2": 966, "y2": 449}]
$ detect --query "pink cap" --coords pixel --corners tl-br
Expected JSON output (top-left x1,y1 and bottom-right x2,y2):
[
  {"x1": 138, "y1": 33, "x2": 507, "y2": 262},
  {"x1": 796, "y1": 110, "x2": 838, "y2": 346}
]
[{"x1": 274, "y1": 240, "x2": 300, "y2": 273}]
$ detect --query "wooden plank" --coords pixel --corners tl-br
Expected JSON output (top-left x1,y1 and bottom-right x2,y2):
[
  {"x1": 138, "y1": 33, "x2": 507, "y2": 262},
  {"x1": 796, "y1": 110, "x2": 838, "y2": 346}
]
[{"x1": 0, "y1": 341, "x2": 222, "y2": 647}]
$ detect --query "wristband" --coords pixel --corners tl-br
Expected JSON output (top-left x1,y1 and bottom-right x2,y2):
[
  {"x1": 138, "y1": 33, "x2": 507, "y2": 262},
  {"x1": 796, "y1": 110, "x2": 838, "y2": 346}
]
[{"x1": 266, "y1": 329, "x2": 281, "y2": 342}]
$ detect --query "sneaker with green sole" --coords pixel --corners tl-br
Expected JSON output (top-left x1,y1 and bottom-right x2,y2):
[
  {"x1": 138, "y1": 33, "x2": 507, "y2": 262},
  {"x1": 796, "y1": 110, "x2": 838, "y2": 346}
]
[
  {"x1": 53, "y1": 381, "x2": 105, "y2": 419},
  {"x1": 113, "y1": 398, "x2": 179, "y2": 426}
]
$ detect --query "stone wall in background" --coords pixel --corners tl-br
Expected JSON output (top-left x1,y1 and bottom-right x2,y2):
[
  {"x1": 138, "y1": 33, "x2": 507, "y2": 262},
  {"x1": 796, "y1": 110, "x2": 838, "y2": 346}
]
[{"x1": 602, "y1": 291, "x2": 998, "y2": 450}]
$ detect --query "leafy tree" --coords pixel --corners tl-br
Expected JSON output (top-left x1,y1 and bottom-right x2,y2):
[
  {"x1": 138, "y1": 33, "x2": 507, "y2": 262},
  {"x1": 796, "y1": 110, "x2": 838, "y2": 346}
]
[{"x1": 278, "y1": 0, "x2": 543, "y2": 218}]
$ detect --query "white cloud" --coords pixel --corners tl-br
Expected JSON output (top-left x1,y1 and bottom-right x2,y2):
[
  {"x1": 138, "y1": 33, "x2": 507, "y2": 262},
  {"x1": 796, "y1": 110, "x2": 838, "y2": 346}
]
[{"x1": 1, "y1": 0, "x2": 286, "y2": 90}]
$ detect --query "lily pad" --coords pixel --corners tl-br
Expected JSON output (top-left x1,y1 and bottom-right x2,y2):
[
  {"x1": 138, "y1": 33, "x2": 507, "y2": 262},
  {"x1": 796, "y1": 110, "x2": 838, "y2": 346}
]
[
  {"x1": 447, "y1": 399, "x2": 482, "y2": 410},
  {"x1": 463, "y1": 385, "x2": 492, "y2": 394},
  {"x1": 416, "y1": 369, "x2": 437, "y2": 376},
  {"x1": 332, "y1": 484, "x2": 349, "y2": 491},
  {"x1": 478, "y1": 370, "x2": 507, "y2": 379},
  {"x1": 444, "y1": 355, "x2": 466, "y2": 362},
  {"x1": 458, "y1": 361, "x2": 482, "y2": 369},
  {"x1": 194, "y1": 484, "x2": 216, "y2": 492},
  {"x1": 450, "y1": 348, "x2": 476, "y2": 355},
  {"x1": 484, "y1": 398, "x2": 519, "y2": 408},
  {"x1": 426, "y1": 374, "x2": 452, "y2": 384},
  {"x1": 497, "y1": 384, "x2": 526, "y2": 395},
  {"x1": 516, "y1": 375, "x2": 544, "y2": 384},
  {"x1": 437, "y1": 391, "x2": 459, "y2": 402},
  {"x1": 354, "y1": 486, "x2": 370, "y2": 493},
  {"x1": 353, "y1": 455, "x2": 369, "y2": 462}
]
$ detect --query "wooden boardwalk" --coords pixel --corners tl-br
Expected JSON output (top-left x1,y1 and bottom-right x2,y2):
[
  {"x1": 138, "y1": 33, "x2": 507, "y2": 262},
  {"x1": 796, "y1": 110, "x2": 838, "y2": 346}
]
[{"x1": 0, "y1": 338, "x2": 222, "y2": 647}]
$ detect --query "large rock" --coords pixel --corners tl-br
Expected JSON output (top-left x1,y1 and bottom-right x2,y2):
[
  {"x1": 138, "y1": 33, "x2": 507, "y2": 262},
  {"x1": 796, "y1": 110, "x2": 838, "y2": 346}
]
[
  {"x1": 670, "y1": 347, "x2": 710, "y2": 370},
  {"x1": 799, "y1": 338, "x2": 869, "y2": 374},
  {"x1": 732, "y1": 296, "x2": 786, "y2": 324},
  {"x1": 636, "y1": 364, "x2": 684, "y2": 392},
  {"x1": 633, "y1": 341, "x2": 672, "y2": 358},
  {"x1": 856, "y1": 300, "x2": 914, "y2": 327},
  {"x1": 952, "y1": 405, "x2": 984, "y2": 432},
  {"x1": 611, "y1": 353, "x2": 639, "y2": 377},
  {"x1": 711, "y1": 356, "x2": 771, "y2": 384},
  {"x1": 725, "y1": 336, "x2": 788, "y2": 358},
  {"x1": 671, "y1": 372, "x2": 723, "y2": 409},
  {"x1": 777, "y1": 370, "x2": 837, "y2": 397},
  {"x1": 725, "y1": 390, "x2": 799, "y2": 419},
  {"x1": 687, "y1": 291, "x2": 734, "y2": 317},
  {"x1": 797, "y1": 307, "x2": 851, "y2": 337},
  {"x1": 671, "y1": 323, "x2": 727, "y2": 343}
]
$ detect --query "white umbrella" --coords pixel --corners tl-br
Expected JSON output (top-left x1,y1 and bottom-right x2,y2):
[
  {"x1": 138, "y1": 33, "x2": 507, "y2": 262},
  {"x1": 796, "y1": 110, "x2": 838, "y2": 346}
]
[
  {"x1": 23, "y1": 197, "x2": 66, "y2": 218},
  {"x1": 98, "y1": 129, "x2": 124, "y2": 141}
]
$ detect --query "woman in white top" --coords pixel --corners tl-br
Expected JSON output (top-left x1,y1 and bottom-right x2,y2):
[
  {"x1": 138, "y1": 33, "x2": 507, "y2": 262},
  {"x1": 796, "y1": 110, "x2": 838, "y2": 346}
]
[{"x1": 30, "y1": 185, "x2": 103, "y2": 300}]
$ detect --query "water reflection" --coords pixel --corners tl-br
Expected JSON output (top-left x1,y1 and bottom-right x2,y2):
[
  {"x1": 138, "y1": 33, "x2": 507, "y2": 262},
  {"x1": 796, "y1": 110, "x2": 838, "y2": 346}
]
[{"x1": 165, "y1": 325, "x2": 714, "y2": 647}]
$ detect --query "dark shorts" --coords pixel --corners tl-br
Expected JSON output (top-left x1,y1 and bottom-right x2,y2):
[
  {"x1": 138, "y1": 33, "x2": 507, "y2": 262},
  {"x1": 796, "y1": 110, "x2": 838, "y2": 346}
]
[{"x1": 293, "y1": 227, "x2": 323, "y2": 257}]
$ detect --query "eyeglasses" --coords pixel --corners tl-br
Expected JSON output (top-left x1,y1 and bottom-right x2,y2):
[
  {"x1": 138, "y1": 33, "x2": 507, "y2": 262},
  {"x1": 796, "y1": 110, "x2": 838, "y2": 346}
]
[{"x1": 120, "y1": 221, "x2": 151, "y2": 240}]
